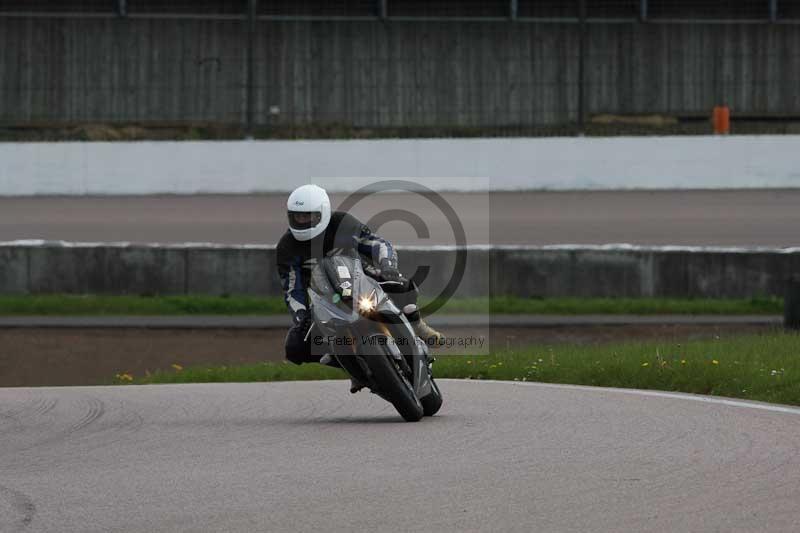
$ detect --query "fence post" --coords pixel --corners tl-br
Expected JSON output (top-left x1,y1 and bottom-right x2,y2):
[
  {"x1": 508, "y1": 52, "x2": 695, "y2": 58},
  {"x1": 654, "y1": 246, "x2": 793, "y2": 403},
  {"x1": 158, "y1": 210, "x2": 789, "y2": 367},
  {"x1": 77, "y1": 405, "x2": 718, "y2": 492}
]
[
  {"x1": 245, "y1": 0, "x2": 257, "y2": 139},
  {"x1": 769, "y1": 0, "x2": 778, "y2": 23},
  {"x1": 577, "y1": 0, "x2": 587, "y2": 134},
  {"x1": 786, "y1": 276, "x2": 800, "y2": 330}
]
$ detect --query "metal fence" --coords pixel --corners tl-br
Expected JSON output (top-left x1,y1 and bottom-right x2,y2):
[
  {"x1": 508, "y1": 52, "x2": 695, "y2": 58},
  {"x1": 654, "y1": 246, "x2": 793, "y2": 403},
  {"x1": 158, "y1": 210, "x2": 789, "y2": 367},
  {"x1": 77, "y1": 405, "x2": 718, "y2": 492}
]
[
  {"x1": 1, "y1": 1, "x2": 799, "y2": 138},
  {"x1": 2, "y1": 1, "x2": 798, "y2": 21}
]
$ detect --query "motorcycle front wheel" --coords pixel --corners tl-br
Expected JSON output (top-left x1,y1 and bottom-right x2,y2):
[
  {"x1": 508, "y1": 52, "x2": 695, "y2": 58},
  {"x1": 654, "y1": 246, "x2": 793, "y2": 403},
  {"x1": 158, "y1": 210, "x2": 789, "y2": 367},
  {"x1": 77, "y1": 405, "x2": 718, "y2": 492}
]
[
  {"x1": 421, "y1": 377, "x2": 443, "y2": 417},
  {"x1": 364, "y1": 349, "x2": 424, "y2": 422}
]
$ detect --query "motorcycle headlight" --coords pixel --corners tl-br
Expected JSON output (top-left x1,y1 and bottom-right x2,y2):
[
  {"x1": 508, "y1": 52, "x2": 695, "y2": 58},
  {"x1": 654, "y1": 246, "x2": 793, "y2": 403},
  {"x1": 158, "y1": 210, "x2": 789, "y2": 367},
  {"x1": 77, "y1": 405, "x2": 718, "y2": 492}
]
[{"x1": 357, "y1": 290, "x2": 378, "y2": 315}]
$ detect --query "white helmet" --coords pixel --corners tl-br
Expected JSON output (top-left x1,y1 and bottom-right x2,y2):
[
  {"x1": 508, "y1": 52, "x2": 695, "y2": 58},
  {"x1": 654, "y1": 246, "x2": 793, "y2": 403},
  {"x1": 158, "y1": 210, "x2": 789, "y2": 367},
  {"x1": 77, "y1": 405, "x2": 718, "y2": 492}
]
[{"x1": 286, "y1": 184, "x2": 331, "y2": 241}]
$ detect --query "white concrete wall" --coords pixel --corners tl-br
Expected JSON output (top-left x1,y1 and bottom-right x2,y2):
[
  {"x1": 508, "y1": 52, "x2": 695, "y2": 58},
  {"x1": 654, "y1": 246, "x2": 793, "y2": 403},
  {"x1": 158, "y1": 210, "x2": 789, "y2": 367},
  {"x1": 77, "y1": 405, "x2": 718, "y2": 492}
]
[
  {"x1": 1, "y1": 136, "x2": 799, "y2": 195},
  {"x1": 2, "y1": 241, "x2": 798, "y2": 298}
]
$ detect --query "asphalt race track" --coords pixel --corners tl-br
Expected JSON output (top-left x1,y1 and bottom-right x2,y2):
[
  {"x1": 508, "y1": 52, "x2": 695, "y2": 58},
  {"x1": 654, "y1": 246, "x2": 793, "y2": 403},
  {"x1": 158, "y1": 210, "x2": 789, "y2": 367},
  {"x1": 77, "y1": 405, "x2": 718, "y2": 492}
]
[
  {"x1": 2, "y1": 380, "x2": 799, "y2": 532},
  {"x1": 2, "y1": 189, "x2": 800, "y2": 246}
]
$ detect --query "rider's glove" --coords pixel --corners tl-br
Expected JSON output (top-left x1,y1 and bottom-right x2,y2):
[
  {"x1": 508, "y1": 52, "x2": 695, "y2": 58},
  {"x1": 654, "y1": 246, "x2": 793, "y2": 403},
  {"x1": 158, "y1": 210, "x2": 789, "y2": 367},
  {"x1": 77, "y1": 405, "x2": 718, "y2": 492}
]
[
  {"x1": 379, "y1": 258, "x2": 402, "y2": 282},
  {"x1": 293, "y1": 309, "x2": 310, "y2": 328}
]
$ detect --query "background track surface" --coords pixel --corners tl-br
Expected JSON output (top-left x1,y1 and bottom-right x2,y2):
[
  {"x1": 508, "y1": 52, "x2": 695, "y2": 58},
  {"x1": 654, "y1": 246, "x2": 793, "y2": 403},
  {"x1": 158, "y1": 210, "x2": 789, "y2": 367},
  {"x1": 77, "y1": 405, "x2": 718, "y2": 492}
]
[{"x1": 2, "y1": 190, "x2": 799, "y2": 246}]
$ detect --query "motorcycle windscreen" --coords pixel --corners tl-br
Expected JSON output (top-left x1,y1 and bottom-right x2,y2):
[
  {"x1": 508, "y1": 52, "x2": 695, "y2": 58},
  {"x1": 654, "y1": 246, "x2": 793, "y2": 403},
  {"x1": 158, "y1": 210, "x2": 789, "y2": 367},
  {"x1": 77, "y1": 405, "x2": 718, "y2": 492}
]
[{"x1": 322, "y1": 255, "x2": 362, "y2": 299}]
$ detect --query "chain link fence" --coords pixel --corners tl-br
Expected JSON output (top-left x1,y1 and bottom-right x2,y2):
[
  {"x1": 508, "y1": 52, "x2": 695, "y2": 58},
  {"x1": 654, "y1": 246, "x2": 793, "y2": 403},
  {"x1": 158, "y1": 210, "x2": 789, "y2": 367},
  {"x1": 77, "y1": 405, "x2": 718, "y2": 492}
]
[{"x1": 1, "y1": 1, "x2": 799, "y2": 140}]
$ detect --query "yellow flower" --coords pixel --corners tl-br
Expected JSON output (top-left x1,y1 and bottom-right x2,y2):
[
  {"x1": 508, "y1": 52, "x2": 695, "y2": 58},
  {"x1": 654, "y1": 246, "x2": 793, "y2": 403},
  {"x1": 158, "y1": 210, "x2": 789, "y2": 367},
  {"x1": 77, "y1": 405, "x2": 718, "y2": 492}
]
[
  {"x1": 712, "y1": 360, "x2": 719, "y2": 365},
  {"x1": 116, "y1": 372, "x2": 133, "y2": 382},
  {"x1": 171, "y1": 363, "x2": 183, "y2": 371},
  {"x1": 466, "y1": 360, "x2": 472, "y2": 365},
  {"x1": 641, "y1": 362, "x2": 650, "y2": 367},
  {"x1": 681, "y1": 360, "x2": 687, "y2": 364}
]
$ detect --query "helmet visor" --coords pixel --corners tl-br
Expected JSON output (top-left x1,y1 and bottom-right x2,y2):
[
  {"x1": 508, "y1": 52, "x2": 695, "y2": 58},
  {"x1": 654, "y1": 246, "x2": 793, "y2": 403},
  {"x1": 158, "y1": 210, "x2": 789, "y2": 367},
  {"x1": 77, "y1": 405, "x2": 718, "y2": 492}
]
[{"x1": 288, "y1": 211, "x2": 322, "y2": 231}]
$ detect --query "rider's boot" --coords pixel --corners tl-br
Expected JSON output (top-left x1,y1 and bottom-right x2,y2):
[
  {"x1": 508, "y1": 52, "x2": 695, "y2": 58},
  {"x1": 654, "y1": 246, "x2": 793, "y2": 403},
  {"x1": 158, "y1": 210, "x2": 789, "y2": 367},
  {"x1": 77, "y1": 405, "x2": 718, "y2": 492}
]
[
  {"x1": 320, "y1": 353, "x2": 364, "y2": 393},
  {"x1": 402, "y1": 304, "x2": 445, "y2": 348},
  {"x1": 318, "y1": 353, "x2": 336, "y2": 367},
  {"x1": 349, "y1": 377, "x2": 364, "y2": 394}
]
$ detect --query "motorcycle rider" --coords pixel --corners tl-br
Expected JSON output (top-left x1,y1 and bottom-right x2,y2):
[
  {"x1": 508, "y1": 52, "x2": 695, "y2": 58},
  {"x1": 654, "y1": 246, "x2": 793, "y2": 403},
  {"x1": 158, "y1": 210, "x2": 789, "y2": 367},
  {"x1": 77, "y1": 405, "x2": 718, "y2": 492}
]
[{"x1": 277, "y1": 184, "x2": 445, "y2": 388}]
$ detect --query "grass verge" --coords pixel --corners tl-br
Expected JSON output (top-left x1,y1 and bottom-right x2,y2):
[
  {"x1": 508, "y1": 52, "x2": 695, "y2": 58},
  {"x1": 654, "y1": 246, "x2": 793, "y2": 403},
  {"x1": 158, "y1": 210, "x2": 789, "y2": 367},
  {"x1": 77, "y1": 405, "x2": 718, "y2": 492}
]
[
  {"x1": 0, "y1": 295, "x2": 287, "y2": 316},
  {"x1": 128, "y1": 332, "x2": 800, "y2": 407},
  {"x1": 0, "y1": 294, "x2": 784, "y2": 316}
]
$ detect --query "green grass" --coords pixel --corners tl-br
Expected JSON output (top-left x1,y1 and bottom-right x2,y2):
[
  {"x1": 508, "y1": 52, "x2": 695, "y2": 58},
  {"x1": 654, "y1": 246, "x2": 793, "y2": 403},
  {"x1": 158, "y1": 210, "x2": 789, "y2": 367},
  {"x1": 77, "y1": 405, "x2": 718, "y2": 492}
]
[
  {"x1": 0, "y1": 294, "x2": 784, "y2": 316},
  {"x1": 129, "y1": 332, "x2": 800, "y2": 407},
  {"x1": 432, "y1": 296, "x2": 783, "y2": 315},
  {"x1": 0, "y1": 295, "x2": 287, "y2": 316}
]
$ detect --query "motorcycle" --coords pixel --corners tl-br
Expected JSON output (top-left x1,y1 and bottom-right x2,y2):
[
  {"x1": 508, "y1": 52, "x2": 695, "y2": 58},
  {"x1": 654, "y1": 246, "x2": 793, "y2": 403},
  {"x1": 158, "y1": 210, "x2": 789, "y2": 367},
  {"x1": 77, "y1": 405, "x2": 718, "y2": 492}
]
[{"x1": 306, "y1": 253, "x2": 443, "y2": 422}]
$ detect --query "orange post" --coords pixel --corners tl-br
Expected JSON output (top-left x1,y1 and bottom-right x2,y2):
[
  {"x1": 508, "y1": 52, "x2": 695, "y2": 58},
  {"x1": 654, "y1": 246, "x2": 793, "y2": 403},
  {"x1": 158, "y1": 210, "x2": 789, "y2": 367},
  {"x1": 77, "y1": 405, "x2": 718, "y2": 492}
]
[{"x1": 713, "y1": 106, "x2": 730, "y2": 134}]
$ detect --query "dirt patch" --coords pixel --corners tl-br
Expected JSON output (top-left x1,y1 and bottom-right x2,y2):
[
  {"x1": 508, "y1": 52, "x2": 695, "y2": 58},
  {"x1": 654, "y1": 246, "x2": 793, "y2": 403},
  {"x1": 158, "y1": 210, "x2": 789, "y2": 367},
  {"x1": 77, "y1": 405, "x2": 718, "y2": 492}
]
[
  {"x1": 0, "y1": 329, "x2": 284, "y2": 387},
  {"x1": 0, "y1": 323, "x2": 778, "y2": 387}
]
